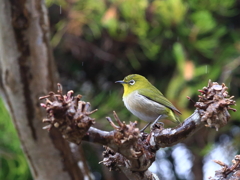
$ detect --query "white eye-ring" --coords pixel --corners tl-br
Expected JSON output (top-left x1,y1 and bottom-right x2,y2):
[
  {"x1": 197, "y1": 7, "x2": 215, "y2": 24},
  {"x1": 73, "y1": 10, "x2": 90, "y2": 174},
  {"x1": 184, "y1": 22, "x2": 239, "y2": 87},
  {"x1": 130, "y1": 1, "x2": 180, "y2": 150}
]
[{"x1": 129, "y1": 80, "x2": 135, "y2": 85}]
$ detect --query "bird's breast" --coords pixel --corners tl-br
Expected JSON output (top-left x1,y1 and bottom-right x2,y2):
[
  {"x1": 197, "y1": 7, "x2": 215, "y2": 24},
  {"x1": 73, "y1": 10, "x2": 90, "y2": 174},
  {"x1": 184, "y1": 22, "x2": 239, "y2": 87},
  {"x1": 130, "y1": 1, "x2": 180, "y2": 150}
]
[{"x1": 123, "y1": 91, "x2": 168, "y2": 122}]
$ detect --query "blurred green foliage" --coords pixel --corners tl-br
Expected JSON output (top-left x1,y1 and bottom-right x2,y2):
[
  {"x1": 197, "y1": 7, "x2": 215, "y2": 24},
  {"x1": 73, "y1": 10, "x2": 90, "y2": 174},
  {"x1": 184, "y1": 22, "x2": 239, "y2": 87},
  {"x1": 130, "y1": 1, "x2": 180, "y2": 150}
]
[
  {"x1": 0, "y1": 99, "x2": 32, "y2": 180},
  {"x1": 47, "y1": 0, "x2": 240, "y2": 122}
]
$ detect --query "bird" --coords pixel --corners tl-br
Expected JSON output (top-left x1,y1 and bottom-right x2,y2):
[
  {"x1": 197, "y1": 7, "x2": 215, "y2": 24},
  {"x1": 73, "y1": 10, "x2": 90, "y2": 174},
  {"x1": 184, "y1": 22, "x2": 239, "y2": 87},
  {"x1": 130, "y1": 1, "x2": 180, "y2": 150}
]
[{"x1": 115, "y1": 74, "x2": 181, "y2": 132}]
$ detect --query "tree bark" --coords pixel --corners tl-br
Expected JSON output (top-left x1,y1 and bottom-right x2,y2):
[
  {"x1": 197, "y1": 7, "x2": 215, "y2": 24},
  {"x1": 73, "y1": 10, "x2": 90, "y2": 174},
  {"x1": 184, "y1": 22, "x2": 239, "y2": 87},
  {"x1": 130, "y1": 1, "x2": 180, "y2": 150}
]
[{"x1": 0, "y1": 0, "x2": 91, "y2": 179}]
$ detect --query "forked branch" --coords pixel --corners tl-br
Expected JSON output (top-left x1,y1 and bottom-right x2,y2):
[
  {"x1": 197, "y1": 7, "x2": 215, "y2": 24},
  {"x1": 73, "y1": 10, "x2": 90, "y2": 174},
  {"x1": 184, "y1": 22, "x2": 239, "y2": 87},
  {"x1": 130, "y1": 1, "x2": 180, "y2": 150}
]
[{"x1": 39, "y1": 80, "x2": 236, "y2": 180}]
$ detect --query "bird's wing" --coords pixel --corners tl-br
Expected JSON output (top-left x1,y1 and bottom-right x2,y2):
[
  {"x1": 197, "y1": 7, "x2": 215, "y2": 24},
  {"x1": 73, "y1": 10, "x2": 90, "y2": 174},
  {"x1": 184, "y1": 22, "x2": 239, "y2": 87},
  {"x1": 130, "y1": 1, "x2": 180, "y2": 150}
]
[{"x1": 138, "y1": 88, "x2": 182, "y2": 115}]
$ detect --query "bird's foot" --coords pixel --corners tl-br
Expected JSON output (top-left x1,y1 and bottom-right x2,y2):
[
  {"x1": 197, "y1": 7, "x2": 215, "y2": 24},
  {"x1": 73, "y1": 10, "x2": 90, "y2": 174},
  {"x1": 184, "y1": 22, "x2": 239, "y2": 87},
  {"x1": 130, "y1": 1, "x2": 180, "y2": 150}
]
[
  {"x1": 150, "y1": 115, "x2": 163, "y2": 130},
  {"x1": 150, "y1": 122, "x2": 164, "y2": 130}
]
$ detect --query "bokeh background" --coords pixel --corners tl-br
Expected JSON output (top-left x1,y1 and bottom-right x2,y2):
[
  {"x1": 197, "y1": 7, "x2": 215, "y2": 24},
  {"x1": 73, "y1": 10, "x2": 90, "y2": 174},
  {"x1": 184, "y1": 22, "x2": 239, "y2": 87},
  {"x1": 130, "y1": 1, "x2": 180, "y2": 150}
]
[{"x1": 1, "y1": 0, "x2": 240, "y2": 179}]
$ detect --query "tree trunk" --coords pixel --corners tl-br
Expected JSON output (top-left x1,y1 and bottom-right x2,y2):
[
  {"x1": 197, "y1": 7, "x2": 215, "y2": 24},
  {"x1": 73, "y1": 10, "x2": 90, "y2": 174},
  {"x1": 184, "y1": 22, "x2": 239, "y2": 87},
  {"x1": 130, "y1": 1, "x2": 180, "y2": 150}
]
[{"x1": 0, "y1": 0, "x2": 91, "y2": 179}]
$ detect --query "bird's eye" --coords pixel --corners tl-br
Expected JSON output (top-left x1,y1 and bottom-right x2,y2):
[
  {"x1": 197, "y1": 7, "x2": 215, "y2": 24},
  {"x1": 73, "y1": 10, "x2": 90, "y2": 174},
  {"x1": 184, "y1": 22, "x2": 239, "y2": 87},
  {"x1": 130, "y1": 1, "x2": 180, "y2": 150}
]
[{"x1": 129, "y1": 80, "x2": 135, "y2": 85}]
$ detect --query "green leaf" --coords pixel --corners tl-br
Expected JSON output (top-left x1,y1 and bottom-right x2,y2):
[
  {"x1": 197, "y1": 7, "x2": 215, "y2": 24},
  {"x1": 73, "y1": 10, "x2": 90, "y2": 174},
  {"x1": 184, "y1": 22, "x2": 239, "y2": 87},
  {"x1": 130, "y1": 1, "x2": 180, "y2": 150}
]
[{"x1": 191, "y1": 11, "x2": 216, "y2": 34}]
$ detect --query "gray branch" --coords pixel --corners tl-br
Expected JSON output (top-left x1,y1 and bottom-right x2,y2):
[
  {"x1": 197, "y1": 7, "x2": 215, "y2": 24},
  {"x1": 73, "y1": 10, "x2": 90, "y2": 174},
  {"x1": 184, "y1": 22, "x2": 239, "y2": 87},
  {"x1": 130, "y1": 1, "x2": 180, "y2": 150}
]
[{"x1": 39, "y1": 81, "x2": 236, "y2": 180}]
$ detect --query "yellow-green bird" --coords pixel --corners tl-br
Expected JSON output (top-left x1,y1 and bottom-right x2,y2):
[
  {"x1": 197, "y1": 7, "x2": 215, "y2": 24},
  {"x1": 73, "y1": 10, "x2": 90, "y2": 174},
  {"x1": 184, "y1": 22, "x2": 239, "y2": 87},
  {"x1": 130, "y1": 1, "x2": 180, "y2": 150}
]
[{"x1": 116, "y1": 74, "x2": 181, "y2": 131}]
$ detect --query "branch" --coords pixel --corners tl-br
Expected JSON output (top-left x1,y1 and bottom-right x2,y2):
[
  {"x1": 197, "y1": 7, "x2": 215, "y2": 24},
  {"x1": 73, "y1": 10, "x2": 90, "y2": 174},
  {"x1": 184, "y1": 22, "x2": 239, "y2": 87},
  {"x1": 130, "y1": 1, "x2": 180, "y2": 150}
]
[
  {"x1": 39, "y1": 80, "x2": 236, "y2": 180},
  {"x1": 209, "y1": 155, "x2": 240, "y2": 180}
]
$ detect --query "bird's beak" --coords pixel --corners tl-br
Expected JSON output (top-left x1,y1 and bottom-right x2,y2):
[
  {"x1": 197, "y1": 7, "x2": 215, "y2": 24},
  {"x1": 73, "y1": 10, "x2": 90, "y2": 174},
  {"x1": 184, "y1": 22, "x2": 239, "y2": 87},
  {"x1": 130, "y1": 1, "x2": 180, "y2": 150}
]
[{"x1": 115, "y1": 80, "x2": 127, "y2": 84}]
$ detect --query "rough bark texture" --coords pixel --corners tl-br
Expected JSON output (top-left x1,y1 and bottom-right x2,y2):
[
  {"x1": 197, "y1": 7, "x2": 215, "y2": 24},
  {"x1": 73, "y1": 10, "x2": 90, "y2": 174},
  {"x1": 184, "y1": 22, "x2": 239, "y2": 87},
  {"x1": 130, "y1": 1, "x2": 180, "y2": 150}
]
[{"x1": 0, "y1": 0, "x2": 91, "y2": 179}]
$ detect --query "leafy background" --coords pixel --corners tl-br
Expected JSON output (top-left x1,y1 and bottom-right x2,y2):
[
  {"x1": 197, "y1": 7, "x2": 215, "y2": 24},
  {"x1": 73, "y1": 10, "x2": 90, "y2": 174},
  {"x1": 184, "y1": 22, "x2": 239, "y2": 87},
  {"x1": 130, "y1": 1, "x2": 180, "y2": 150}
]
[{"x1": 1, "y1": 0, "x2": 240, "y2": 179}]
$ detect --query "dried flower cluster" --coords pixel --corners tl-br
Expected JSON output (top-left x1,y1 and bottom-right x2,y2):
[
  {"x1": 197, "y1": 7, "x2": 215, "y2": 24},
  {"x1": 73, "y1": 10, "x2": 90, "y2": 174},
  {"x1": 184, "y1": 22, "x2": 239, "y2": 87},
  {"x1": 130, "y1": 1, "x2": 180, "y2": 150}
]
[
  {"x1": 209, "y1": 155, "x2": 240, "y2": 180},
  {"x1": 101, "y1": 146, "x2": 127, "y2": 171},
  {"x1": 107, "y1": 112, "x2": 142, "y2": 157},
  {"x1": 195, "y1": 80, "x2": 236, "y2": 131},
  {"x1": 39, "y1": 84, "x2": 97, "y2": 144},
  {"x1": 104, "y1": 112, "x2": 154, "y2": 172}
]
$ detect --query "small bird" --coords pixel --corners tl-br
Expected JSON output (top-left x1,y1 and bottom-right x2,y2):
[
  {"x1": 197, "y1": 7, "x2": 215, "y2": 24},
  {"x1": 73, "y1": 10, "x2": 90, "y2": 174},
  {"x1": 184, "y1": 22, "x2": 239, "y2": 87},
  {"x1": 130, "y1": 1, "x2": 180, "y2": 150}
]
[{"x1": 115, "y1": 74, "x2": 181, "y2": 131}]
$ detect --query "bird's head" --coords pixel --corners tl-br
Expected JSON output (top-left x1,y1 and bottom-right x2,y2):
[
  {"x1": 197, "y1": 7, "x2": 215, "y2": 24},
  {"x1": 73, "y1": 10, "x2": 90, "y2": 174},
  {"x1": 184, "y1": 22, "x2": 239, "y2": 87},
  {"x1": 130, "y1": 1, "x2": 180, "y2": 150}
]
[{"x1": 115, "y1": 74, "x2": 150, "y2": 96}]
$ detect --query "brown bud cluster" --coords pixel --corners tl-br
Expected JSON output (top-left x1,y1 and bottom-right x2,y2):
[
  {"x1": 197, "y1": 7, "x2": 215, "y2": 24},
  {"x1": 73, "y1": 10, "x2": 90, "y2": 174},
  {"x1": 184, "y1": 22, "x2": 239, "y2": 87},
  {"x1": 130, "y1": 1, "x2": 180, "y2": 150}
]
[
  {"x1": 107, "y1": 112, "x2": 142, "y2": 159},
  {"x1": 195, "y1": 80, "x2": 236, "y2": 131},
  {"x1": 39, "y1": 84, "x2": 97, "y2": 144},
  {"x1": 100, "y1": 146, "x2": 128, "y2": 171},
  {"x1": 209, "y1": 155, "x2": 240, "y2": 179}
]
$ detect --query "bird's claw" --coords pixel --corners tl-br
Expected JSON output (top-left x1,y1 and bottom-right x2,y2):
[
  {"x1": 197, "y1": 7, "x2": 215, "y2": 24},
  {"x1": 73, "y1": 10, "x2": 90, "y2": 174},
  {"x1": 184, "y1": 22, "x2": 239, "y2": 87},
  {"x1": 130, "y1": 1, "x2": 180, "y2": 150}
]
[{"x1": 150, "y1": 122, "x2": 164, "y2": 130}]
